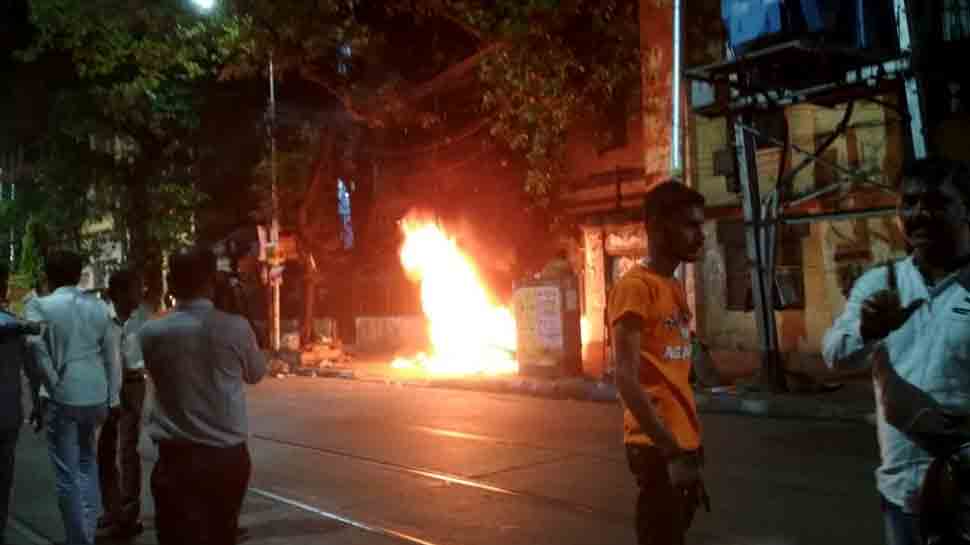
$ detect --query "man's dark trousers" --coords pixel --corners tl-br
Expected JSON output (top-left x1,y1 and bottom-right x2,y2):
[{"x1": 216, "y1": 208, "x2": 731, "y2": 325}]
[
  {"x1": 152, "y1": 440, "x2": 250, "y2": 545},
  {"x1": 97, "y1": 374, "x2": 146, "y2": 527},
  {"x1": 0, "y1": 427, "x2": 18, "y2": 545},
  {"x1": 627, "y1": 444, "x2": 700, "y2": 545}
]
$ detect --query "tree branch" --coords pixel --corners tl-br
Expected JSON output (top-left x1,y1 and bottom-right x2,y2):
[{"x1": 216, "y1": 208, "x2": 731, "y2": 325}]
[
  {"x1": 298, "y1": 126, "x2": 337, "y2": 234},
  {"x1": 299, "y1": 67, "x2": 380, "y2": 126},
  {"x1": 432, "y1": 7, "x2": 483, "y2": 40},
  {"x1": 364, "y1": 115, "x2": 493, "y2": 158},
  {"x1": 398, "y1": 41, "x2": 506, "y2": 105},
  {"x1": 300, "y1": 41, "x2": 507, "y2": 128}
]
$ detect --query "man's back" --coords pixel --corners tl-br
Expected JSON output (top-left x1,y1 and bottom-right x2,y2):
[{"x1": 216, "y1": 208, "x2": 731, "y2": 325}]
[
  {"x1": 0, "y1": 310, "x2": 29, "y2": 430},
  {"x1": 25, "y1": 286, "x2": 117, "y2": 407},
  {"x1": 140, "y1": 299, "x2": 266, "y2": 448}
]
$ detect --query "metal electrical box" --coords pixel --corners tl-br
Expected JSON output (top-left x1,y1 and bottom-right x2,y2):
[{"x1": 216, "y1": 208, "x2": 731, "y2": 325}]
[{"x1": 513, "y1": 275, "x2": 583, "y2": 378}]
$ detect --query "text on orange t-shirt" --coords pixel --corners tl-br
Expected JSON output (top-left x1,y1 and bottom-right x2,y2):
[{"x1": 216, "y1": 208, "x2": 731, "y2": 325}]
[{"x1": 608, "y1": 265, "x2": 701, "y2": 450}]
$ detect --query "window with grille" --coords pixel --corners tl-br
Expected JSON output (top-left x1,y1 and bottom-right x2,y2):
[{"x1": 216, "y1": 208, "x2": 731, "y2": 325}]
[
  {"x1": 718, "y1": 221, "x2": 807, "y2": 312},
  {"x1": 944, "y1": 0, "x2": 970, "y2": 42}
]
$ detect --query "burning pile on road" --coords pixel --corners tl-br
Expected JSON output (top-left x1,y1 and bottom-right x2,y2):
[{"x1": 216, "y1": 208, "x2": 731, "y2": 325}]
[{"x1": 390, "y1": 214, "x2": 518, "y2": 376}]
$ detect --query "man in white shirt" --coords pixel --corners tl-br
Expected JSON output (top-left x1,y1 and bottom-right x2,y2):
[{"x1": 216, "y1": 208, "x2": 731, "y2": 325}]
[
  {"x1": 97, "y1": 268, "x2": 150, "y2": 539},
  {"x1": 140, "y1": 247, "x2": 266, "y2": 545},
  {"x1": 25, "y1": 251, "x2": 121, "y2": 545},
  {"x1": 824, "y1": 158, "x2": 970, "y2": 545}
]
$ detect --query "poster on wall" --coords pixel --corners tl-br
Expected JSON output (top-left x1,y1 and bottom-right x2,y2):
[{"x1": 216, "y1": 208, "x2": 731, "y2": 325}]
[{"x1": 514, "y1": 285, "x2": 564, "y2": 368}]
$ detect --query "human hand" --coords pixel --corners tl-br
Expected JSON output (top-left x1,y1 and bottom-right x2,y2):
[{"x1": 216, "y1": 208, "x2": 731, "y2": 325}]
[
  {"x1": 18, "y1": 320, "x2": 43, "y2": 335},
  {"x1": 860, "y1": 290, "x2": 924, "y2": 342},
  {"x1": 909, "y1": 408, "x2": 969, "y2": 436},
  {"x1": 667, "y1": 454, "x2": 701, "y2": 488}
]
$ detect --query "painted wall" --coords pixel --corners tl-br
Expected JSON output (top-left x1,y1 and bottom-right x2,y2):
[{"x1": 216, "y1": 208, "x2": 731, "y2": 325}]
[
  {"x1": 578, "y1": 222, "x2": 649, "y2": 377},
  {"x1": 691, "y1": 100, "x2": 905, "y2": 365},
  {"x1": 354, "y1": 315, "x2": 428, "y2": 353},
  {"x1": 640, "y1": 0, "x2": 674, "y2": 178}
]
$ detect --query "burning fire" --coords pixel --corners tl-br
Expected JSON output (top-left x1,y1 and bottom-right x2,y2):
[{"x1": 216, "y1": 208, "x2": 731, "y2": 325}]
[{"x1": 391, "y1": 216, "x2": 518, "y2": 376}]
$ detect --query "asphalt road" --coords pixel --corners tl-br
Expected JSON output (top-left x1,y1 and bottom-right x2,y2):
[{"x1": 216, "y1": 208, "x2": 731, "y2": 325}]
[{"x1": 10, "y1": 377, "x2": 883, "y2": 545}]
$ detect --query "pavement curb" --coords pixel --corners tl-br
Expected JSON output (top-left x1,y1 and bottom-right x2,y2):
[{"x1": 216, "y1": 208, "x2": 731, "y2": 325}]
[
  {"x1": 274, "y1": 366, "x2": 875, "y2": 423},
  {"x1": 694, "y1": 392, "x2": 874, "y2": 423}
]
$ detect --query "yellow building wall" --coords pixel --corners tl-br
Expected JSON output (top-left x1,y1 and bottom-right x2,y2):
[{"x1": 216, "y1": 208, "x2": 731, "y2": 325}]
[{"x1": 691, "y1": 99, "x2": 905, "y2": 363}]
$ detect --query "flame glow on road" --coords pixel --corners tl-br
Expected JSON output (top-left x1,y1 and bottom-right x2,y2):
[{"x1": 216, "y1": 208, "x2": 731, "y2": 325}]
[{"x1": 391, "y1": 215, "x2": 518, "y2": 376}]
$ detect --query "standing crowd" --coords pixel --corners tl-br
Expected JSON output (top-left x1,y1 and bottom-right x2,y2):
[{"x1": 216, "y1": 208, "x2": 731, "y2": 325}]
[
  {"x1": 1, "y1": 247, "x2": 265, "y2": 545},
  {"x1": 2, "y1": 157, "x2": 970, "y2": 545}
]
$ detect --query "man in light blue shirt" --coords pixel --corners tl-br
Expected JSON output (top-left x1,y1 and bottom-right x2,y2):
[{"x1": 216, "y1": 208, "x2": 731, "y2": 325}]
[
  {"x1": 824, "y1": 158, "x2": 970, "y2": 545},
  {"x1": 25, "y1": 251, "x2": 121, "y2": 545},
  {"x1": 140, "y1": 246, "x2": 265, "y2": 545}
]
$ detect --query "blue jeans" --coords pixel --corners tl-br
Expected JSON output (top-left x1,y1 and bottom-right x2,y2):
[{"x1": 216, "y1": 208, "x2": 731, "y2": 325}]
[
  {"x1": 47, "y1": 402, "x2": 106, "y2": 545},
  {"x1": 883, "y1": 494, "x2": 923, "y2": 545}
]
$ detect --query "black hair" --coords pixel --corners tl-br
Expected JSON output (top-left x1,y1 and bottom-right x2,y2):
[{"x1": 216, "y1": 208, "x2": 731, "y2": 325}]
[
  {"x1": 108, "y1": 268, "x2": 135, "y2": 297},
  {"x1": 899, "y1": 157, "x2": 970, "y2": 206},
  {"x1": 45, "y1": 251, "x2": 84, "y2": 289},
  {"x1": 169, "y1": 246, "x2": 217, "y2": 299},
  {"x1": 642, "y1": 179, "x2": 706, "y2": 225}
]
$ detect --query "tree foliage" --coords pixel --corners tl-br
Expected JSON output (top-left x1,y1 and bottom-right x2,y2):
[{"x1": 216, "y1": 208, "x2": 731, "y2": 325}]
[
  {"x1": 15, "y1": 0, "x2": 243, "y2": 293},
  {"x1": 13, "y1": 0, "x2": 641, "y2": 297},
  {"x1": 472, "y1": 0, "x2": 640, "y2": 194},
  {"x1": 217, "y1": 0, "x2": 640, "y2": 196}
]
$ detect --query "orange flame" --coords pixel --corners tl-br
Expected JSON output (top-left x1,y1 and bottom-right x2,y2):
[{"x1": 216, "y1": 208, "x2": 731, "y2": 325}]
[{"x1": 393, "y1": 215, "x2": 518, "y2": 376}]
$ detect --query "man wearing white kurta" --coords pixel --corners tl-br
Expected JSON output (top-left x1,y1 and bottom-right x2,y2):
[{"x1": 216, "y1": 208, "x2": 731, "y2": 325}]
[{"x1": 824, "y1": 158, "x2": 970, "y2": 545}]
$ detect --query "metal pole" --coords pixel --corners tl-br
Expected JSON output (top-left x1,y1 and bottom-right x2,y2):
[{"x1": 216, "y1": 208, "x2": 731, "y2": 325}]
[
  {"x1": 734, "y1": 116, "x2": 785, "y2": 392},
  {"x1": 895, "y1": 0, "x2": 928, "y2": 159},
  {"x1": 671, "y1": 0, "x2": 683, "y2": 174},
  {"x1": 269, "y1": 52, "x2": 281, "y2": 353}
]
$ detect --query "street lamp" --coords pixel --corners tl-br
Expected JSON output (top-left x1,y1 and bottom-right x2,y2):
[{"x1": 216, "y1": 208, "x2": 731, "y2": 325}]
[{"x1": 190, "y1": 0, "x2": 282, "y2": 353}]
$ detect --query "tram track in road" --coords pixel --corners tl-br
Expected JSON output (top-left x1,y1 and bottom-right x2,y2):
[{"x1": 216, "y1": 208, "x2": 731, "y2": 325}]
[
  {"x1": 247, "y1": 487, "x2": 442, "y2": 545},
  {"x1": 410, "y1": 425, "x2": 621, "y2": 465},
  {"x1": 250, "y1": 433, "x2": 629, "y2": 525}
]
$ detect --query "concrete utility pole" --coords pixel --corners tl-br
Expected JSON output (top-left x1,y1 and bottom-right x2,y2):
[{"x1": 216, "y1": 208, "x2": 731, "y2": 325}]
[
  {"x1": 188, "y1": 0, "x2": 281, "y2": 351},
  {"x1": 671, "y1": 0, "x2": 683, "y2": 175},
  {"x1": 268, "y1": 51, "x2": 281, "y2": 353}
]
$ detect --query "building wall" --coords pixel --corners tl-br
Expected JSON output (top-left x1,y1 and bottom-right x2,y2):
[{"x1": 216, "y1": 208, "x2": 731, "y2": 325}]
[
  {"x1": 691, "y1": 100, "x2": 905, "y2": 367},
  {"x1": 579, "y1": 221, "x2": 647, "y2": 378}
]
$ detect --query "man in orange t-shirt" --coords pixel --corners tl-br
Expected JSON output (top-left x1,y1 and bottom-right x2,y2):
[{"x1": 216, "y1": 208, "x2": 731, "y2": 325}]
[{"x1": 609, "y1": 180, "x2": 707, "y2": 545}]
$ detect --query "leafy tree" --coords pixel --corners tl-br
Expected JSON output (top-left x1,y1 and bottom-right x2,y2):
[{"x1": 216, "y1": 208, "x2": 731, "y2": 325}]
[
  {"x1": 14, "y1": 0, "x2": 640, "y2": 341},
  {"x1": 212, "y1": 0, "x2": 639, "y2": 342},
  {"x1": 16, "y1": 0, "x2": 241, "y2": 300},
  {"x1": 17, "y1": 217, "x2": 43, "y2": 287}
]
